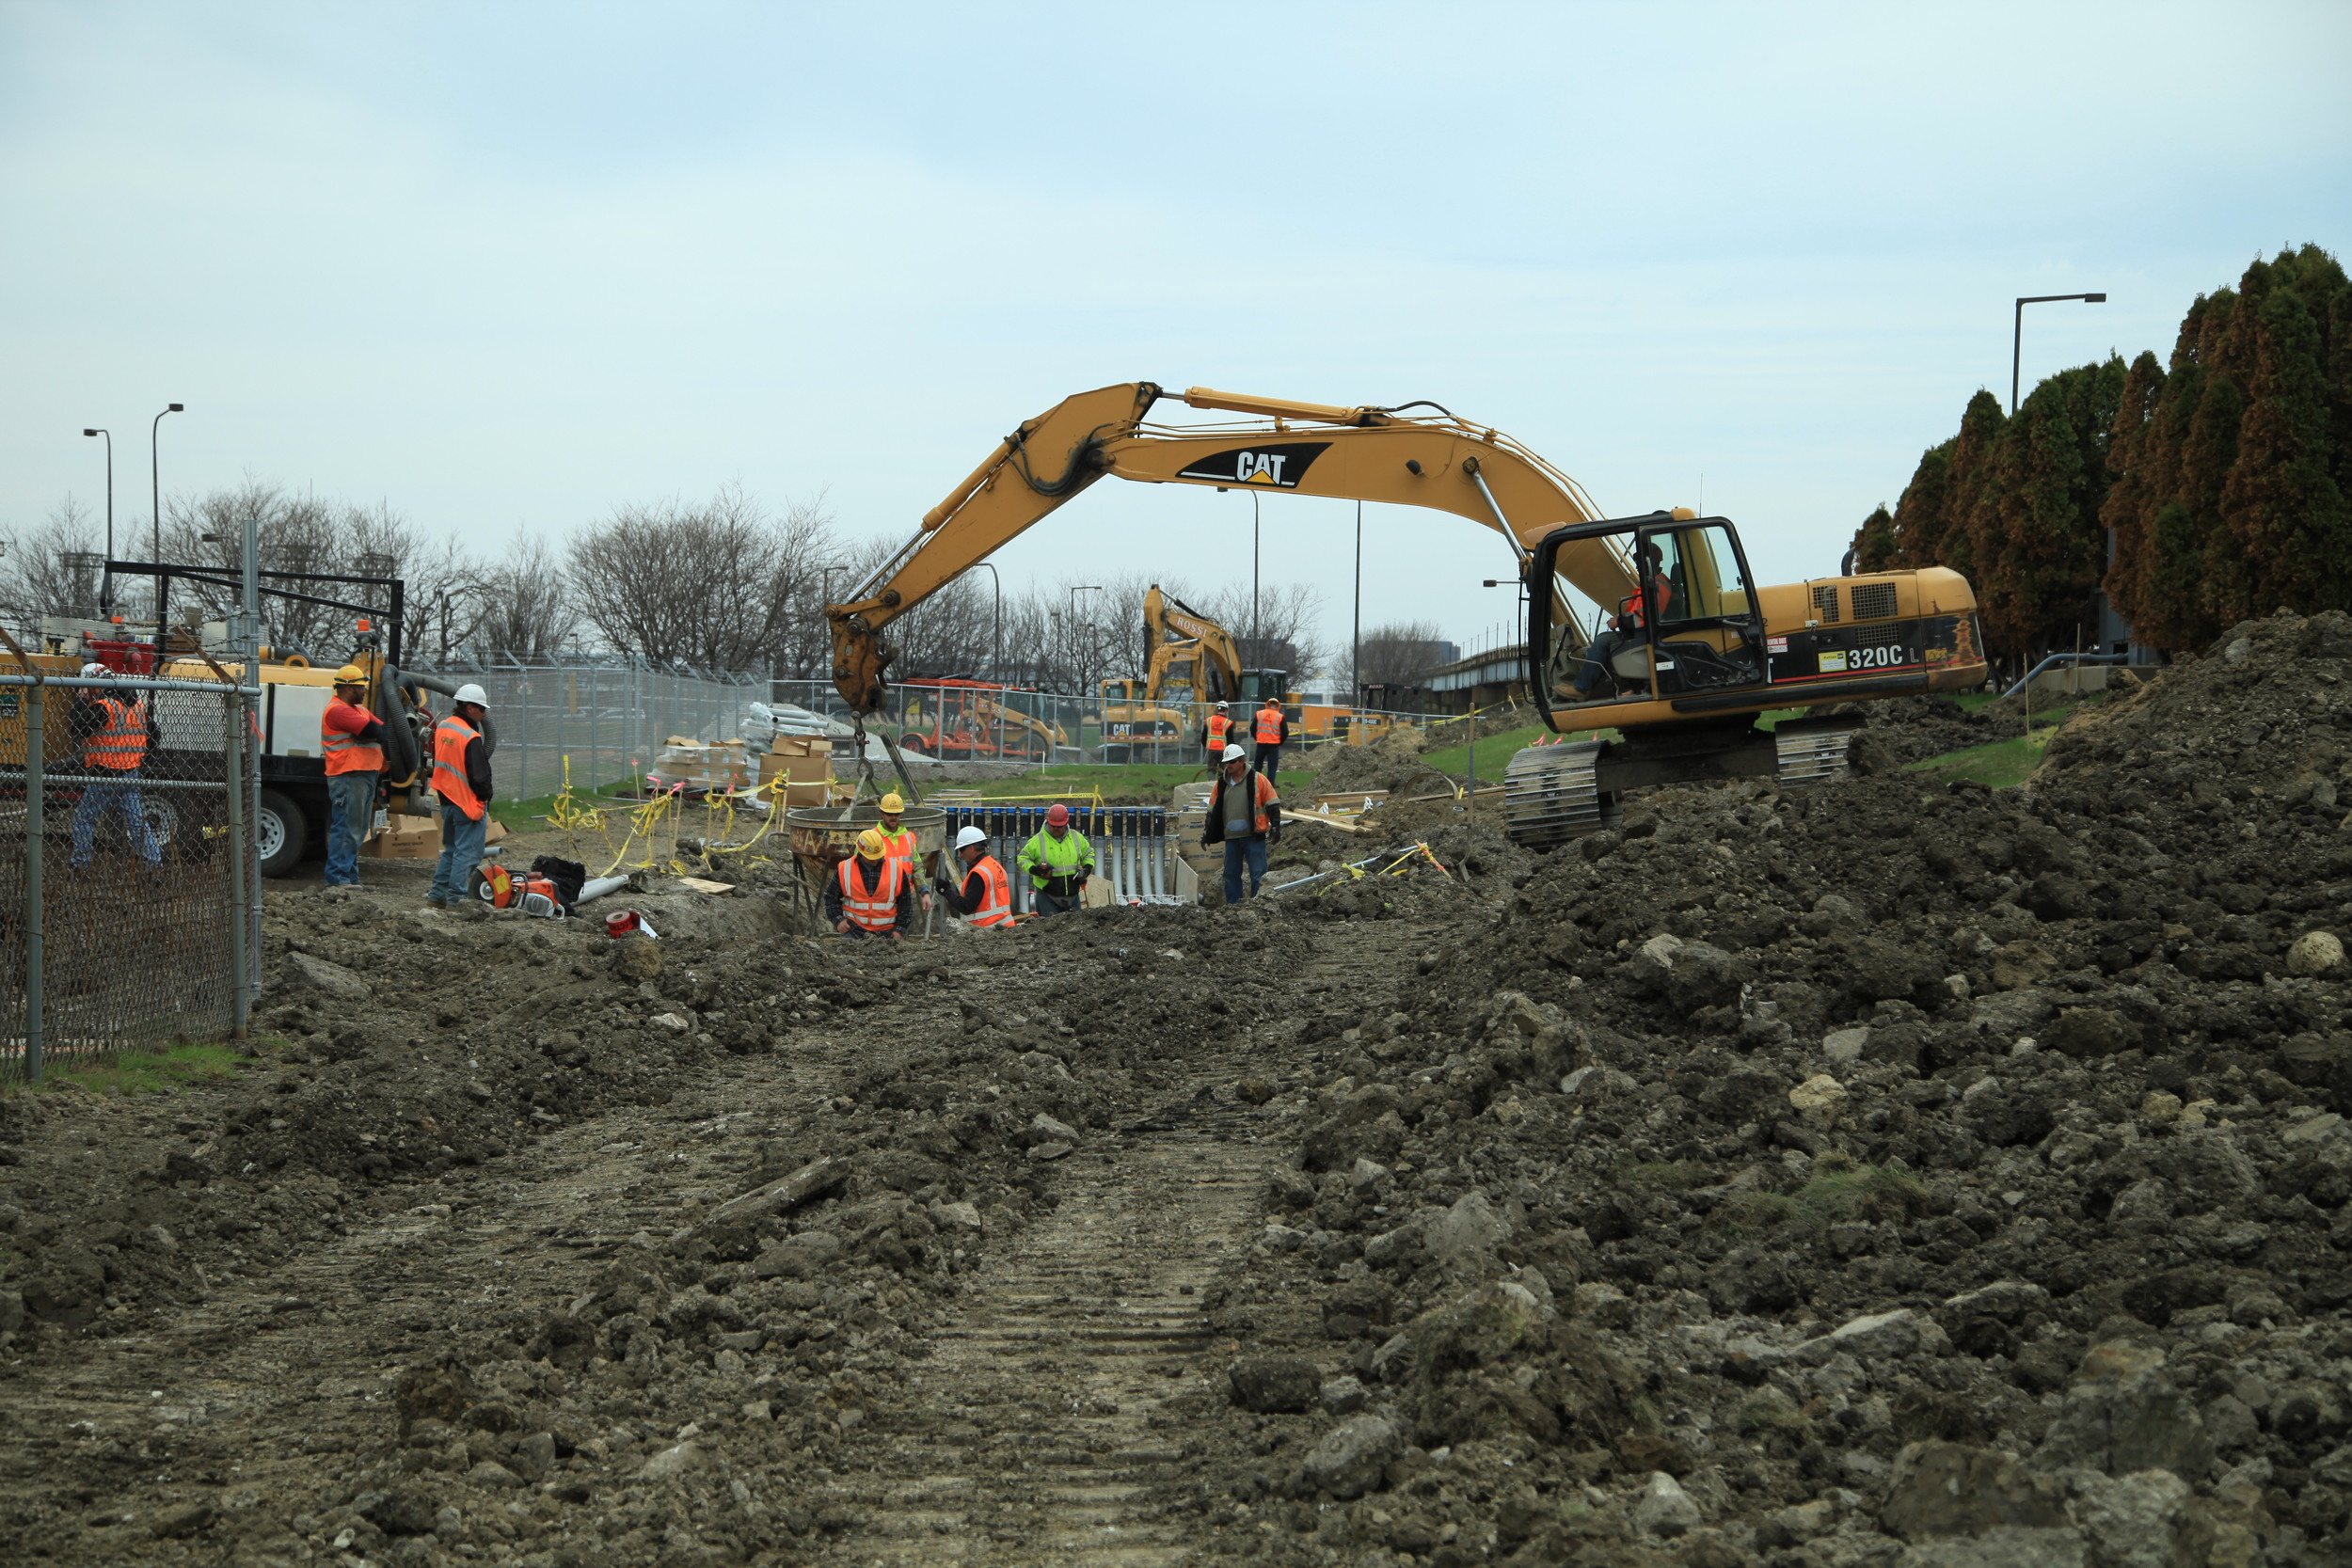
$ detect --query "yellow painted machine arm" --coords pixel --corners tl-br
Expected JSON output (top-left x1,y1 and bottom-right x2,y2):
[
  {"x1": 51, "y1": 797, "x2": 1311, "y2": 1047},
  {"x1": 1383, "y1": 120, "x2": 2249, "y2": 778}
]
[
  {"x1": 1142, "y1": 583, "x2": 1242, "y2": 705},
  {"x1": 828, "y1": 382, "x2": 1619, "y2": 710}
]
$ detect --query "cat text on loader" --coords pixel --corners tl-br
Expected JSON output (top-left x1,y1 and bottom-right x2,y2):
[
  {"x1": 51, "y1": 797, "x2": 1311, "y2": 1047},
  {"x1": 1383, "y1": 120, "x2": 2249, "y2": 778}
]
[{"x1": 823, "y1": 382, "x2": 1989, "y2": 842}]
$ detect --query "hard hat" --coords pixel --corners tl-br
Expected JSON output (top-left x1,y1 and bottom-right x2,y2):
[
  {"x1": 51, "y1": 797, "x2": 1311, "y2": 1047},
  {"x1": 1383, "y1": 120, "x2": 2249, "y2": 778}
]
[
  {"x1": 453, "y1": 683, "x2": 489, "y2": 706},
  {"x1": 1046, "y1": 803, "x2": 1070, "y2": 827},
  {"x1": 856, "y1": 827, "x2": 888, "y2": 857},
  {"x1": 954, "y1": 825, "x2": 988, "y2": 850},
  {"x1": 880, "y1": 791, "x2": 905, "y2": 814},
  {"x1": 1223, "y1": 743, "x2": 1248, "y2": 762},
  {"x1": 79, "y1": 661, "x2": 107, "y2": 677},
  {"x1": 1215, "y1": 701, "x2": 1228, "y2": 709},
  {"x1": 333, "y1": 664, "x2": 367, "y2": 686}
]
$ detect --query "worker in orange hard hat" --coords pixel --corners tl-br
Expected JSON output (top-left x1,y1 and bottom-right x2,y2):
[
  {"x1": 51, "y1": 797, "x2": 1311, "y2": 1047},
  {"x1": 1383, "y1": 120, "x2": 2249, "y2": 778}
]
[
  {"x1": 825, "y1": 827, "x2": 912, "y2": 939},
  {"x1": 1016, "y1": 802, "x2": 1094, "y2": 917}
]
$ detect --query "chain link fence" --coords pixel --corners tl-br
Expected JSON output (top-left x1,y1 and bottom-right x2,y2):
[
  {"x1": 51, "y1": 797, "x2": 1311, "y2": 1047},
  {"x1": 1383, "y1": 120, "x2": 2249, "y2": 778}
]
[
  {"x1": 414, "y1": 657, "x2": 771, "y2": 804},
  {"x1": 2, "y1": 669, "x2": 259, "y2": 1085}
]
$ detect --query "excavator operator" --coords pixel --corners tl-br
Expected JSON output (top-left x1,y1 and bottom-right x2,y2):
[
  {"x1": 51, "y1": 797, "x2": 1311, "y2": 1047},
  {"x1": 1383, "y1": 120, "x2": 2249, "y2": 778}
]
[{"x1": 1569, "y1": 541, "x2": 1676, "y2": 700}]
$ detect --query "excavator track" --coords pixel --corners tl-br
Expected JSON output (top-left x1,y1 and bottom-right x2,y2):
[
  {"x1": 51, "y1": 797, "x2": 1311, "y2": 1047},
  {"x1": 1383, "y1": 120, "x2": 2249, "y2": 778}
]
[{"x1": 1503, "y1": 740, "x2": 1618, "y2": 848}]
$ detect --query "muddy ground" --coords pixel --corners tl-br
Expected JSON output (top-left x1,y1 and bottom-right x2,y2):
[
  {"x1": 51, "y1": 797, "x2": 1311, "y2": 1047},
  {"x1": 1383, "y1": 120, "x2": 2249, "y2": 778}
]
[{"x1": 5, "y1": 613, "x2": 2352, "y2": 1567}]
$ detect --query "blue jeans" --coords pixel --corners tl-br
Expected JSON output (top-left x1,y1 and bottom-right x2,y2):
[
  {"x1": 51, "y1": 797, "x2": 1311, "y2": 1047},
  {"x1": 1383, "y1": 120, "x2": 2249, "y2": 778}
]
[
  {"x1": 1572, "y1": 629, "x2": 1635, "y2": 696},
  {"x1": 429, "y1": 802, "x2": 488, "y2": 905},
  {"x1": 324, "y1": 770, "x2": 376, "y2": 885},
  {"x1": 71, "y1": 779, "x2": 161, "y2": 866},
  {"x1": 1222, "y1": 837, "x2": 1267, "y2": 904}
]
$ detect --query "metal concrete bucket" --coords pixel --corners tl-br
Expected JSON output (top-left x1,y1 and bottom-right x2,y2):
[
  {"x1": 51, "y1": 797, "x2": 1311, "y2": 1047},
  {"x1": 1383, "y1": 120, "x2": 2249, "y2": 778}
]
[{"x1": 786, "y1": 801, "x2": 949, "y2": 890}]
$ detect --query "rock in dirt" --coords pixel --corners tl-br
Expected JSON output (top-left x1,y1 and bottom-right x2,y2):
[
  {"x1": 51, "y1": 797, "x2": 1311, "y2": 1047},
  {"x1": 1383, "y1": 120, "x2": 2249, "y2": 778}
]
[
  {"x1": 147, "y1": 1501, "x2": 215, "y2": 1538},
  {"x1": 2289, "y1": 929, "x2": 2346, "y2": 975},
  {"x1": 706, "y1": 1156, "x2": 848, "y2": 1225},
  {"x1": 610, "y1": 936, "x2": 662, "y2": 980},
  {"x1": 1298, "y1": 1414, "x2": 1401, "y2": 1499},
  {"x1": 1631, "y1": 1471, "x2": 1702, "y2": 1538},
  {"x1": 283, "y1": 950, "x2": 371, "y2": 1004},
  {"x1": 1880, "y1": 1442, "x2": 2068, "y2": 1540},
  {"x1": 2032, "y1": 1347, "x2": 2214, "y2": 1481},
  {"x1": 638, "y1": 1442, "x2": 707, "y2": 1480},
  {"x1": 360, "y1": 1490, "x2": 438, "y2": 1536},
  {"x1": 1227, "y1": 1355, "x2": 1318, "y2": 1414}
]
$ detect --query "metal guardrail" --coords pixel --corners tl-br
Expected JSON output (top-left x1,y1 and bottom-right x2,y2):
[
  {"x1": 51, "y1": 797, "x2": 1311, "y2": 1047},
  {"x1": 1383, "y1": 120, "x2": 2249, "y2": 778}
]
[{"x1": 2001, "y1": 653, "x2": 2126, "y2": 700}]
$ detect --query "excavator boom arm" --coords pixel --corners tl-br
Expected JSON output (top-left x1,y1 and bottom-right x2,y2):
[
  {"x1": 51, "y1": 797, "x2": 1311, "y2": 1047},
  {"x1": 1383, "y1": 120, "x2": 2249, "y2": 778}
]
[{"x1": 828, "y1": 381, "x2": 1622, "y2": 711}]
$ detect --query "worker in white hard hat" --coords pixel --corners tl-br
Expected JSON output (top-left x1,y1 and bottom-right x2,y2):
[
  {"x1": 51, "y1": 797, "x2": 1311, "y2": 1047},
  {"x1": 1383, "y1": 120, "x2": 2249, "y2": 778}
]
[
  {"x1": 67, "y1": 660, "x2": 164, "y2": 870},
  {"x1": 320, "y1": 663, "x2": 389, "y2": 887},
  {"x1": 426, "y1": 684, "x2": 495, "y2": 909},
  {"x1": 873, "y1": 791, "x2": 930, "y2": 915},
  {"x1": 933, "y1": 824, "x2": 1013, "y2": 932},
  {"x1": 1200, "y1": 741, "x2": 1281, "y2": 904}
]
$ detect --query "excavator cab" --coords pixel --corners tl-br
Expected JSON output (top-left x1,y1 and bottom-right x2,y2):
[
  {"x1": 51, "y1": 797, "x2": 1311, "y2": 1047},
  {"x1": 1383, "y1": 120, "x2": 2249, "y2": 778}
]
[{"x1": 1528, "y1": 513, "x2": 1769, "y2": 717}]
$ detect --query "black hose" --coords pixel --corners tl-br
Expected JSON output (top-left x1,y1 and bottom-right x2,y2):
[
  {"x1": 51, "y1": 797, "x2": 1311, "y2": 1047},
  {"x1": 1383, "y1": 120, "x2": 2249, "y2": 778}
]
[{"x1": 373, "y1": 662, "x2": 422, "y2": 784}]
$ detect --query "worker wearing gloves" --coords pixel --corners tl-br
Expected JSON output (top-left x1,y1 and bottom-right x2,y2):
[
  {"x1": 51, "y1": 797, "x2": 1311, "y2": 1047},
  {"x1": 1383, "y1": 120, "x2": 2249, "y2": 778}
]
[
  {"x1": 1202, "y1": 702, "x2": 1232, "y2": 764},
  {"x1": 320, "y1": 664, "x2": 388, "y2": 888},
  {"x1": 1201, "y1": 742, "x2": 1281, "y2": 904},
  {"x1": 1018, "y1": 802, "x2": 1094, "y2": 917},
  {"x1": 826, "y1": 828, "x2": 912, "y2": 940},
  {"x1": 67, "y1": 662, "x2": 163, "y2": 870},
  {"x1": 933, "y1": 825, "x2": 1013, "y2": 932},
  {"x1": 873, "y1": 791, "x2": 931, "y2": 915},
  {"x1": 426, "y1": 685, "x2": 495, "y2": 909},
  {"x1": 1251, "y1": 696, "x2": 1288, "y2": 780}
]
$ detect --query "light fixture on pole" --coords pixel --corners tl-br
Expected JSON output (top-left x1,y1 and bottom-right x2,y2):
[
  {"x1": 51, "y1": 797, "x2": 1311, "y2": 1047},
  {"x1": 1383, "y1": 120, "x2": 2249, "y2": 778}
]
[
  {"x1": 82, "y1": 427, "x2": 113, "y2": 611},
  {"x1": 2012, "y1": 294, "x2": 2106, "y2": 414},
  {"x1": 150, "y1": 403, "x2": 183, "y2": 622}
]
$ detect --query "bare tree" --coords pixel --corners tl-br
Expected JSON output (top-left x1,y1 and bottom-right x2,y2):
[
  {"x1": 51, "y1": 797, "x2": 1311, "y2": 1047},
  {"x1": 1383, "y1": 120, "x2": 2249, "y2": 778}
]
[
  {"x1": 469, "y1": 534, "x2": 579, "y2": 659},
  {"x1": 0, "y1": 495, "x2": 106, "y2": 629},
  {"x1": 1355, "y1": 619, "x2": 1452, "y2": 692},
  {"x1": 566, "y1": 484, "x2": 832, "y2": 672},
  {"x1": 1203, "y1": 579, "x2": 1327, "y2": 677}
]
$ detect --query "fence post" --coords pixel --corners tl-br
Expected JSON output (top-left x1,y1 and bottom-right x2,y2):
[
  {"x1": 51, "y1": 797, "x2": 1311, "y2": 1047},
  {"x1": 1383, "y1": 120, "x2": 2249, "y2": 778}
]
[
  {"x1": 24, "y1": 678, "x2": 43, "y2": 1085},
  {"x1": 225, "y1": 684, "x2": 249, "y2": 1039}
]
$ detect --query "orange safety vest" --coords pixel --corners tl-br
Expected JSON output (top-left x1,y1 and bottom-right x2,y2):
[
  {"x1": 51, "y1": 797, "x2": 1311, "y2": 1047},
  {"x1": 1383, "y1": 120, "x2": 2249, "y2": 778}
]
[
  {"x1": 322, "y1": 696, "x2": 384, "y2": 775},
  {"x1": 431, "y1": 715, "x2": 485, "y2": 821},
  {"x1": 875, "y1": 823, "x2": 918, "y2": 872},
  {"x1": 84, "y1": 696, "x2": 148, "y2": 771},
  {"x1": 967, "y1": 855, "x2": 1012, "y2": 928},
  {"x1": 1216, "y1": 769, "x2": 1279, "y2": 836},
  {"x1": 1254, "y1": 704, "x2": 1283, "y2": 744},
  {"x1": 1618, "y1": 573, "x2": 1671, "y2": 630},
  {"x1": 839, "y1": 854, "x2": 905, "y2": 933},
  {"x1": 1206, "y1": 713, "x2": 1231, "y2": 751}
]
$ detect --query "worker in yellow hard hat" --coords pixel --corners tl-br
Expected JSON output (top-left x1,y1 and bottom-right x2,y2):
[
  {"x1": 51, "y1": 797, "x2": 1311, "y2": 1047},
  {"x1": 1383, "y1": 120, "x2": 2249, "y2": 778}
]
[
  {"x1": 873, "y1": 791, "x2": 930, "y2": 915},
  {"x1": 320, "y1": 663, "x2": 388, "y2": 887},
  {"x1": 824, "y1": 826, "x2": 912, "y2": 940}
]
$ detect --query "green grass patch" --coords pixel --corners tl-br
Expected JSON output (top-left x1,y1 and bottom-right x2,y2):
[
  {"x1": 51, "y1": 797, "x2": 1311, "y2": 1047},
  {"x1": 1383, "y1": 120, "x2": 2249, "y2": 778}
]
[
  {"x1": 493, "y1": 777, "x2": 641, "y2": 831},
  {"x1": 1907, "y1": 731, "x2": 2055, "y2": 789},
  {"x1": 1710, "y1": 1163, "x2": 1928, "y2": 1236},
  {"x1": 26, "y1": 1040, "x2": 252, "y2": 1097},
  {"x1": 1417, "y1": 724, "x2": 1548, "y2": 780}
]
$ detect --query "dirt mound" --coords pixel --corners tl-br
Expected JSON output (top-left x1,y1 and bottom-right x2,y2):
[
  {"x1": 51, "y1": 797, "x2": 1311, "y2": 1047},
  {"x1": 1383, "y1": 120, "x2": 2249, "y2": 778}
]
[
  {"x1": 1311, "y1": 726, "x2": 1432, "y2": 797},
  {"x1": 1170, "y1": 610, "x2": 2352, "y2": 1561},
  {"x1": 1858, "y1": 690, "x2": 2003, "y2": 766}
]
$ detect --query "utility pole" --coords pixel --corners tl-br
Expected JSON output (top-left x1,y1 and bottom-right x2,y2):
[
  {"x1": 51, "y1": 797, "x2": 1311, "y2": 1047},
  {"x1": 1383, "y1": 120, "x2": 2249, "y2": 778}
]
[
  {"x1": 2012, "y1": 293, "x2": 2106, "y2": 413},
  {"x1": 1352, "y1": 500, "x2": 1362, "y2": 709},
  {"x1": 150, "y1": 403, "x2": 183, "y2": 622},
  {"x1": 82, "y1": 428, "x2": 113, "y2": 611}
]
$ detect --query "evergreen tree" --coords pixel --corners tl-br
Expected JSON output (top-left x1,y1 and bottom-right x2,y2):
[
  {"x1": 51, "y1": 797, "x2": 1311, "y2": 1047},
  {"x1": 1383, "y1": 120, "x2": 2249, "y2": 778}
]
[
  {"x1": 1888, "y1": 441, "x2": 1954, "y2": 568},
  {"x1": 1973, "y1": 358, "x2": 2127, "y2": 656},
  {"x1": 2098, "y1": 350, "x2": 2166, "y2": 631},
  {"x1": 2217, "y1": 245, "x2": 2352, "y2": 614},
  {"x1": 1851, "y1": 504, "x2": 1898, "y2": 571},
  {"x1": 1945, "y1": 390, "x2": 2009, "y2": 587}
]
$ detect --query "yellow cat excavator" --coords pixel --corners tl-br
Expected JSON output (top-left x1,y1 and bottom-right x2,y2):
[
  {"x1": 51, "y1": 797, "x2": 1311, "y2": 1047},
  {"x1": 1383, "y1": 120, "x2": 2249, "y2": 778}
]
[
  {"x1": 829, "y1": 383, "x2": 1987, "y2": 845},
  {"x1": 1099, "y1": 585, "x2": 1286, "y2": 756}
]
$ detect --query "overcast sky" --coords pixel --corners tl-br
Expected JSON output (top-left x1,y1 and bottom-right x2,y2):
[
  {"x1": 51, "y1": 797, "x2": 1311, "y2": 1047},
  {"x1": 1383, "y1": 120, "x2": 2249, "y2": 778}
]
[{"x1": 5, "y1": 1, "x2": 2346, "y2": 668}]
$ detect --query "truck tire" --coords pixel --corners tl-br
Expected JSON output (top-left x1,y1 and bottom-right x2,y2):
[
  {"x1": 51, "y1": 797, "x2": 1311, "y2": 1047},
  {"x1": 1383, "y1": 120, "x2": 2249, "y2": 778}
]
[{"x1": 256, "y1": 788, "x2": 308, "y2": 879}]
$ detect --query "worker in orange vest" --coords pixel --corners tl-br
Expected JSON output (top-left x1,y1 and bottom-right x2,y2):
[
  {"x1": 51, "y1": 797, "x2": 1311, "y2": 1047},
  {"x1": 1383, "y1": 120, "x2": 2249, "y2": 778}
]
[
  {"x1": 1569, "y1": 541, "x2": 1675, "y2": 699},
  {"x1": 933, "y1": 825, "x2": 1013, "y2": 932},
  {"x1": 68, "y1": 662, "x2": 163, "y2": 869},
  {"x1": 426, "y1": 685, "x2": 495, "y2": 908},
  {"x1": 321, "y1": 664, "x2": 389, "y2": 887},
  {"x1": 1202, "y1": 702, "x2": 1232, "y2": 764},
  {"x1": 1251, "y1": 696, "x2": 1288, "y2": 780},
  {"x1": 825, "y1": 828, "x2": 912, "y2": 939},
  {"x1": 1200, "y1": 742, "x2": 1281, "y2": 904},
  {"x1": 875, "y1": 791, "x2": 930, "y2": 916}
]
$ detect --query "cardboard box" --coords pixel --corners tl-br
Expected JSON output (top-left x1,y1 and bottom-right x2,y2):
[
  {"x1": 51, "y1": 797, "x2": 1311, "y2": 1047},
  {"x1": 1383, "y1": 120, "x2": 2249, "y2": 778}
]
[
  {"x1": 782, "y1": 782, "x2": 830, "y2": 807},
  {"x1": 361, "y1": 813, "x2": 440, "y2": 860},
  {"x1": 769, "y1": 733, "x2": 828, "y2": 757},
  {"x1": 758, "y1": 752, "x2": 834, "y2": 786}
]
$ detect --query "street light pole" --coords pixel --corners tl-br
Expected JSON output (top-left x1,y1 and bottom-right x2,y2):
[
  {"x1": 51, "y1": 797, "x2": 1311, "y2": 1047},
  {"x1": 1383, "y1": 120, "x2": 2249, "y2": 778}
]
[
  {"x1": 150, "y1": 402, "x2": 183, "y2": 623},
  {"x1": 2012, "y1": 293, "x2": 2106, "y2": 414},
  {"x1": 1352, "y1": 500, "x2": 1362, "y2": 710},
  {"x1": 82, "y1": 428, "x2": 112, "y2": 612},
  {"x1": 1251, "y1": 491, "x2": 1262, "y2": 666},
  {"x1": 1069, "y1": 584, "x2": 1104, "y2": 689}
]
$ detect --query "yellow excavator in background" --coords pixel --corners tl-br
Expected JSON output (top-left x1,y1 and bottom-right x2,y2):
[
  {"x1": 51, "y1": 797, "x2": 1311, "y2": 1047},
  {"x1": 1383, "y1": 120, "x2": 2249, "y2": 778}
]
[
  {"x1": 829, "y1": 383, "x2": 1988, "y2": 845},
  {"x1": 1098, "y1": 585, "x2": 1290, "y2": 757}
]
